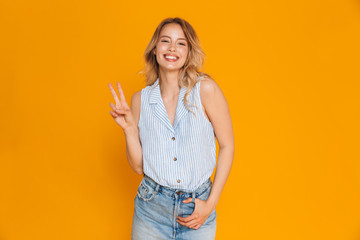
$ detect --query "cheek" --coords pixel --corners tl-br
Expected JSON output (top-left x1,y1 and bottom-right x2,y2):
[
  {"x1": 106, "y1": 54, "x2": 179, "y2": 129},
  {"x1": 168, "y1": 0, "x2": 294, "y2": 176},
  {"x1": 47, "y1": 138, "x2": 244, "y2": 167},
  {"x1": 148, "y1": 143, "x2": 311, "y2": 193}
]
[
  {"x1": 157, "y1": 44, "x2": 168, "y2": 52},
  {"x1": 181, "y1": 50, "x2": 189, "y2": 61},
  {"x1": 155, "y1": 46, "x2": 165, "y2": 58},
  {"x1": 179, "y1": 48, "x2": 188, "y2": 57}
]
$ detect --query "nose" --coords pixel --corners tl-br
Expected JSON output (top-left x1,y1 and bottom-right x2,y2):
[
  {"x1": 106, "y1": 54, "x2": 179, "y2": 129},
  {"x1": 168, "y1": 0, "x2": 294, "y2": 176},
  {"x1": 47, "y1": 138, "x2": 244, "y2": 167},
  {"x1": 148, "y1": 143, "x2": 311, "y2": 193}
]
[{"x1": 168, "y1": 42, "x2": 176, "y2": 51}]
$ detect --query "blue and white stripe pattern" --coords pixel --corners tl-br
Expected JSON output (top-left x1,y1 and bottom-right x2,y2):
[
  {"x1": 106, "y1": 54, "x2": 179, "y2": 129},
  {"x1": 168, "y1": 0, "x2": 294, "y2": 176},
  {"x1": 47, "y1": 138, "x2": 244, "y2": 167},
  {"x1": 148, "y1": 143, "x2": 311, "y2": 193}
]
[{"x1": 138, "y1": 76, "x2": 217, "y2": 192}]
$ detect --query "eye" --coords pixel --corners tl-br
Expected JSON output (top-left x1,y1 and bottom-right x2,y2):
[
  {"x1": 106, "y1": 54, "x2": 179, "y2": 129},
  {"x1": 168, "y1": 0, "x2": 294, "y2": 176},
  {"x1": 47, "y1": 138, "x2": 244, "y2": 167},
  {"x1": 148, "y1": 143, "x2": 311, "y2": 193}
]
[
  {"x1": 179, "y1": 43, "x2": 186, "y2": 46},
  {"x1": 161, "y1": 40, "x2": 169, "y2": 43}
]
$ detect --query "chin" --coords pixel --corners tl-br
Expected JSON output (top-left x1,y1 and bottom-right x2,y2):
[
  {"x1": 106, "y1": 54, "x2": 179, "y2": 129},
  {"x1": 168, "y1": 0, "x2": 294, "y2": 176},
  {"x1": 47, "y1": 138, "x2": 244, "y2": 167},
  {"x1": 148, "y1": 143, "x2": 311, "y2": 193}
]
[{"x1": 160, "y1": 64, "x2": 184, "y2": 72}]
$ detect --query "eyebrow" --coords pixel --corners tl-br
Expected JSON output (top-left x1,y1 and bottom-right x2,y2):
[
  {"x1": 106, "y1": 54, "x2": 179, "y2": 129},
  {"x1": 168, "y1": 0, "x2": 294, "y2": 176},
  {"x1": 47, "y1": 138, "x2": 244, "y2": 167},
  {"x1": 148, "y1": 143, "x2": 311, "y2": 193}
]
[{"x1": 160, "y1": 35, "x2": 188, "y2": 41}]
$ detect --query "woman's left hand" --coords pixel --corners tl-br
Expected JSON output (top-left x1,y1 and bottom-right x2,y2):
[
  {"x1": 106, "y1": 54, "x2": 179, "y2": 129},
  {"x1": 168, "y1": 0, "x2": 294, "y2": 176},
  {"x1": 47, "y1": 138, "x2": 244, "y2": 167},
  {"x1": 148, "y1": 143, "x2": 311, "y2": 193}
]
[{"x1": 176, "y1": 198, "x2": 214, "y2": 230}]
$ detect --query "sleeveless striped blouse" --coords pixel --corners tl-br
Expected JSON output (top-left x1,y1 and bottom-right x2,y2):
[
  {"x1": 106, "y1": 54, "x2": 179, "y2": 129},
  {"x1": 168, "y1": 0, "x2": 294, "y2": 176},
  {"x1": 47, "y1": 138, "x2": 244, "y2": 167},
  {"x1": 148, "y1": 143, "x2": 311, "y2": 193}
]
[{"x1": 138, "y1": 76, "x2": 216, "y2": 192}]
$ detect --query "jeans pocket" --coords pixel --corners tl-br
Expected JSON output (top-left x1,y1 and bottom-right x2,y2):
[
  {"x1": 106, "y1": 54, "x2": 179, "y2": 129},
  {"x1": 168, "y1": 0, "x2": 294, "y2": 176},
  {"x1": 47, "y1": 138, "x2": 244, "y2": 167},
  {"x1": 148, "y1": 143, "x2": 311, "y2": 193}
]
[
  {"x1": 136, "y1": 178, "x2": 159, "y2": 202},
  {"x1": 197, "y1": 185, "x2": 211, "y2": 201}
]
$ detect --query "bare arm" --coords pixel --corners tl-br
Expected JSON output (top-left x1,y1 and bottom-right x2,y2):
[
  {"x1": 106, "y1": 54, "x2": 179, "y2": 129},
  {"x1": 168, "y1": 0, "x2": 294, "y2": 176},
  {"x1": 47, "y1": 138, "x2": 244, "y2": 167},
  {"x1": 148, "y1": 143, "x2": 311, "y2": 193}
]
[
  {"x1": 124, "y1": 90, "x2": 143, "y2": 175},
  {"x1": 200, "y1": 78, "x2": 235, "y2": 208},
  {"x1": 108, "y1": 82, "x2": 143, "y2": 175},
  {"x1": 177, "y1": 78, "x2": 235, "y2": 229}
]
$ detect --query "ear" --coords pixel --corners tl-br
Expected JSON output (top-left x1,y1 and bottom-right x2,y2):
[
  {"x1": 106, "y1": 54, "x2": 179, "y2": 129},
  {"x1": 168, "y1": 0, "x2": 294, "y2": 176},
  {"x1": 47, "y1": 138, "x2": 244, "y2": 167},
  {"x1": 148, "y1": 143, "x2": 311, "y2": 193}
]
[{"x1": 153, "y1": 48, "x2": 156, "y2": 55}]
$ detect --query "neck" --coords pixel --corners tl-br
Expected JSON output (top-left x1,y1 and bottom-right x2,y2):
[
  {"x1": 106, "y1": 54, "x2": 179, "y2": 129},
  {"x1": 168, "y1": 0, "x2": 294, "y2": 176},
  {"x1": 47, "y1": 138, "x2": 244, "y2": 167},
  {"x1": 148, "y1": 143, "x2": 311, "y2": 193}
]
[{"x1": 158, "y1": 70, "x2": 181, "y2": 100}]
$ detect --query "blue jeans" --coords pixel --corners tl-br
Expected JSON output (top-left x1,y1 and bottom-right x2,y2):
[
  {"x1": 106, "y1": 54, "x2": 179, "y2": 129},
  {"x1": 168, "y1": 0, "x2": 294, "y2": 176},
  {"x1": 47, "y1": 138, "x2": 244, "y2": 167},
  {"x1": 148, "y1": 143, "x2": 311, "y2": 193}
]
[{"x1": 131, "y1": 175, "x2": 217, "y2": 240}]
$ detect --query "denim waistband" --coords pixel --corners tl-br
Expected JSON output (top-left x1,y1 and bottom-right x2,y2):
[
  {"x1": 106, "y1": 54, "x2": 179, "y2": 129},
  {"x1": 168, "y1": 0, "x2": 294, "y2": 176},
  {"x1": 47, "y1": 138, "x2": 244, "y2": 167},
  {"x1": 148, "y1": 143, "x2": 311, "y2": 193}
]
[{"x1": 143, "y1": 174, "x2": 212, "y2": 201}]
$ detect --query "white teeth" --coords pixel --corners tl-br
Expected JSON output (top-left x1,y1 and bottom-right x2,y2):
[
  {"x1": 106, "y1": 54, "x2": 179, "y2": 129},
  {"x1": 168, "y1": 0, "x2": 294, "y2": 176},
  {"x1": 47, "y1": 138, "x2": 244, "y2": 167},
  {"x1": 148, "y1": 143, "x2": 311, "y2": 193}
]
[{"x1": 165, "y1": 55, "x2": 178, "y2": 59}]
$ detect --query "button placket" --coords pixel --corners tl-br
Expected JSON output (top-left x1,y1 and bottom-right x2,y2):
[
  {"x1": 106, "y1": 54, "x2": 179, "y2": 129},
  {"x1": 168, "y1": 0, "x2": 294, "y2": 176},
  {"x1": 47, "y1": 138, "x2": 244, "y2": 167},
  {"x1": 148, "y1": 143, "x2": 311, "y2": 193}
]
[
  {"x1": 172, "y1": 134, "x2": 177, "y2": 162},
  {"x1": 172, "y1": 133, "x2": 180, "y2": 184}
]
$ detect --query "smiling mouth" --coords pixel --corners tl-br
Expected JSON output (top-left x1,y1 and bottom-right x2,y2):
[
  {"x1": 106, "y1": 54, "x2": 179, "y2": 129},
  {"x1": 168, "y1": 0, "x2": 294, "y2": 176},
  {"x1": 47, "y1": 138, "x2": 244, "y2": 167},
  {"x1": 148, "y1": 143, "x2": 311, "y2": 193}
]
[{"x1": 164, "y1": 54, "x2": 179, "y2": 62}]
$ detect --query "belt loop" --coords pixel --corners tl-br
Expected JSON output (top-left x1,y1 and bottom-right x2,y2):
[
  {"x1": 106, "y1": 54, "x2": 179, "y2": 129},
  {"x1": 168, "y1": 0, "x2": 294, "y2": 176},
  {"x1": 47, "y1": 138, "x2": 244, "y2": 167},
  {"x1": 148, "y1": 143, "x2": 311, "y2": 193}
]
[
  {"x1": 192, "y1": 191, "x2": 196, "y2": 203},
  {"x1": 155, "y1": 183, "x2": 160, "y2": 192}
]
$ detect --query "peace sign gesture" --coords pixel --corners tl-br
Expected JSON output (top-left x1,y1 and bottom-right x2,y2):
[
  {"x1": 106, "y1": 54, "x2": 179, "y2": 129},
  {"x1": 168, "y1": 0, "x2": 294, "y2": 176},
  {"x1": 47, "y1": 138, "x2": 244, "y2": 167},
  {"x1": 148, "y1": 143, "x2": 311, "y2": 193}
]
[{"x1": 108, "y1": 81, "x2": 136, "y2": 133}]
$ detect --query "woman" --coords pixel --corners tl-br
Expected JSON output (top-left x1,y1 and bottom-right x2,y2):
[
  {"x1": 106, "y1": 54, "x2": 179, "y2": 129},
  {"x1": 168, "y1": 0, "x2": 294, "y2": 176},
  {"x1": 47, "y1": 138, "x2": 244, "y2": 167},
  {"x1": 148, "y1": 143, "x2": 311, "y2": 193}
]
[{"x1": 108, "y1": 17, "x2": 234, "y2": 240}]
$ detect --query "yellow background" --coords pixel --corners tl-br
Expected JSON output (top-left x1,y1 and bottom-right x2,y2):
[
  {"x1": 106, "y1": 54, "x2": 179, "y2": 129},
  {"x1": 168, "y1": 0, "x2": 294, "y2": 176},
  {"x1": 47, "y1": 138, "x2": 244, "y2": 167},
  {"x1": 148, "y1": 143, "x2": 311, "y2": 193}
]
[{"x1": 1, "y1": 0, "x2": 360, "y2": 239}]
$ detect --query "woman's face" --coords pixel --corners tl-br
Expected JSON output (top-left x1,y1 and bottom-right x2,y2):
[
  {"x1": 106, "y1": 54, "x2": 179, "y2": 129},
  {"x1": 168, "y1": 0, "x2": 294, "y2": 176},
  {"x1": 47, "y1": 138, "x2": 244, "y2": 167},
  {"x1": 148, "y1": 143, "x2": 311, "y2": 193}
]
[{"x1": 153, "y1": 23, "x2": 189, "y2": 72}]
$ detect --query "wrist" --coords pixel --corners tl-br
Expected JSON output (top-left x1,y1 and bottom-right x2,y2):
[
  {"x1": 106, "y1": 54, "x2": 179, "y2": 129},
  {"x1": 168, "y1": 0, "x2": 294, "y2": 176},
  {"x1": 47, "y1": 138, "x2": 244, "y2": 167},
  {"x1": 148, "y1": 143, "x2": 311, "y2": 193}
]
[
  {"x1": 124, "y1": 126, "x2": 138, "y2": 136},
  {"x1": 206, "y1": 197, "x2": 217, "y2": 210}
]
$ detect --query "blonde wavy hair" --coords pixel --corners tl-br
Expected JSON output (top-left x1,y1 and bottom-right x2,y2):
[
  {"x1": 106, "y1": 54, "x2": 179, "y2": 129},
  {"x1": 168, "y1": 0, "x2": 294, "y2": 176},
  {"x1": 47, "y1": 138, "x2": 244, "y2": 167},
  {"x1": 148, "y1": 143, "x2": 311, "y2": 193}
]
[{"x1": 139, "y1": 17, "x2": 213, "y2": 116}]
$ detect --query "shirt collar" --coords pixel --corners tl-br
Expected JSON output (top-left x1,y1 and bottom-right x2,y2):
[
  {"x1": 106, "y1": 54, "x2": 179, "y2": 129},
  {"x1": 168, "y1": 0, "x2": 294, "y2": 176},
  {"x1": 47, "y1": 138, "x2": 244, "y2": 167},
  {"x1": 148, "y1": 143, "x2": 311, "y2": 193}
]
[{"x1": 149, "y1": 77, "x2": 187, "y2": 105}]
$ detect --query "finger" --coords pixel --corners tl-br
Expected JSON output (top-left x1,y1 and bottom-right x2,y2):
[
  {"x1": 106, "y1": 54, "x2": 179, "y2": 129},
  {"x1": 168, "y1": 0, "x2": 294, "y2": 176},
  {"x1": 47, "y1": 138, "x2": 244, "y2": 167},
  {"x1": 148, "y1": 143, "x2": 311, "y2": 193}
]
[
  {"x1": 108, "y1": 83, "x2": 122, "y2": 108},
  {"x1": 117, "y1": 82, "x2": 128, "y2": 107},
  {"x1": 193, "y1": 224, "x2": 201, "y2": 230},
  {"x1": 109, "y1": 102, "x2": 119, "y2": 111},
  {"x1": 114, "y1": 108, "x2": 128, "y2": 115},
  {"x1": 109, "y1": 110, "x2": 119, "y2": 118},
  {"x1": 188, "y1": 222, "x2": 200, "y2": 229},
  {"x1": 177, "y1": 218, "x2": 198, "y2": 228},
  {"x1": 177, "y1": 213, "x2": 196, "y2": 223},
  {"x1": 182, "y1": 198, "x2": 192, "y2": 203},
  {"x1": 177, "y1": 218, "x2": 197, "y2": 225},
  {"x1": 110, "y1": 102, "x2": 126, "y2": 113}
]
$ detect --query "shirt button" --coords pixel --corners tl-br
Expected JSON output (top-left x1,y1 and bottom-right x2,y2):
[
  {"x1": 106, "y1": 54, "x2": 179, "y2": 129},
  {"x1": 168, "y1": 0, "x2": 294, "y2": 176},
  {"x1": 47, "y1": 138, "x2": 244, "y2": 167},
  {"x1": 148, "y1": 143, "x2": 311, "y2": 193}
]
[
  {"x1": 173, "y1": 157, "x2": 177, "y2": 161},
  {"x1": 171, "y1": 137, "x2": 175, "y2": 141},
  {"x1": 177, "y1": 179, "x2": 181, "y2": 183}
]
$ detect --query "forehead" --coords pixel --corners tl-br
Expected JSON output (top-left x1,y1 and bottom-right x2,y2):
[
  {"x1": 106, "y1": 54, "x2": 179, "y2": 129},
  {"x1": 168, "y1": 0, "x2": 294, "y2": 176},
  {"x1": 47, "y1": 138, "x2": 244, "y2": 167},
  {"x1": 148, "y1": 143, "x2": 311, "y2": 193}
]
[{"x1": 159, "y1": 23, "x2": 187, "y2": 39}]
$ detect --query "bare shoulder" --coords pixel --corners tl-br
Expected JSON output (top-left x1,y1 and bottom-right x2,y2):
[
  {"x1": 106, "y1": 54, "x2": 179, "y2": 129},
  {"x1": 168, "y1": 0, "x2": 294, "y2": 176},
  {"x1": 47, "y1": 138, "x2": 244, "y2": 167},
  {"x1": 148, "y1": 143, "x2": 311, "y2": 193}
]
[
  {"x1": 199, "y1": 77, "x2": 225, "y2": 122},
  {"x1": 199, "y1": 77, "x2": 223, "y2": 102},
  {"x1": 131, "y1": 90, "x2": 142, "y2": 106},
  {"x1": 199, "y1": 77, "x2": 233, "y2": 147}
]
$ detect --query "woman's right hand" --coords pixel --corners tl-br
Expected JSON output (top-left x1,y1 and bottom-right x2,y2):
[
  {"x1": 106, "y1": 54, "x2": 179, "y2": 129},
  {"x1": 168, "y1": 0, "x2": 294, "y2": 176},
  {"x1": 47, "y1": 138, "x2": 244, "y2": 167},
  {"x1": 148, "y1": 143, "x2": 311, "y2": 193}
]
[{"x1": 108, "y1": 81, "x2": 136, "y2": 134}]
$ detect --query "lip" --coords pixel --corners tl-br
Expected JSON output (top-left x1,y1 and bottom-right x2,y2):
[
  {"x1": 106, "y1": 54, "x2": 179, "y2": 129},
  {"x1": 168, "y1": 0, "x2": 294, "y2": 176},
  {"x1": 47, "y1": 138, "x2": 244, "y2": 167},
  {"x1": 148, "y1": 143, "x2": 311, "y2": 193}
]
[
  {"x1": 163, "y1": 54, "x2": 179, "y2": 62},
  {"x1": 164, "y1": 53, "x2": 179, "y2": 58}
]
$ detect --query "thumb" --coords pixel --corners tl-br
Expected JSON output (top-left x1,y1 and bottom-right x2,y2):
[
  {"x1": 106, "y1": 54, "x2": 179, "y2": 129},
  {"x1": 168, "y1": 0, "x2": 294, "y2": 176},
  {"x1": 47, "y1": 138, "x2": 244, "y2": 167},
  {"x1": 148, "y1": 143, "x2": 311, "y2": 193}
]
[{"x1": 182, "y1": 197, "x2": 193, "y2": 203}]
